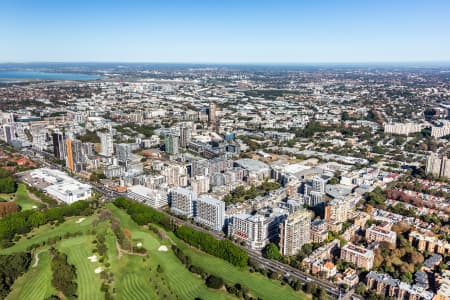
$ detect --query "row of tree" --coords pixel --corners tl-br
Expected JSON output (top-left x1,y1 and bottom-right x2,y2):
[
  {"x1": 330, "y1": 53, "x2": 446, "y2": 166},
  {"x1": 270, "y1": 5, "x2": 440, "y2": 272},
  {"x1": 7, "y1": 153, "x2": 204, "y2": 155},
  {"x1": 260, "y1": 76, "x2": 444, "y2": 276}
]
[
  {"x1": 113, "y1": 197, "x2": 173, "y2": 230},
  {"x1": 26, "y1": 185, "x2": 59, "y2": 207},
  {"x1": 224, "y1": 181, "x2": 282, "y2": 205},
  {"x1": 172, "y1": 244, "x2": 255, "y2": 298},
  {"x1": 223, "y1": 185, "x2": 263, "y2": 205},
  {"x1": 0, "y1": 252, "x2": 32, "y2": 300},
  {"x1": 113, "y1": 197, "x2": 248, "y2": 267},
  {"x1": 50, "y1": 247, "x2": 77, "y2": 299},
  {"x1": 0, "y1": 200, "x2": 91, "y2": 242},
  {"x1": 175, "y1": 225, "x2": 248, "y2": 268},
  {"x1": 0, "y1": 176, "x2": 16, "y2": 194}
]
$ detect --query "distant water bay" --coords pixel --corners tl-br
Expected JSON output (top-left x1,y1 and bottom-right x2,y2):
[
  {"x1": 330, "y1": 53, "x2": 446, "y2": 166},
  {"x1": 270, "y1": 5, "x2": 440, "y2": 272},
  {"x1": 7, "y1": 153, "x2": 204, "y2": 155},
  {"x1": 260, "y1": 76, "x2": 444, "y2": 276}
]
[{"x1": 0, "y1": 70, "x2": 101, "y2": 81}]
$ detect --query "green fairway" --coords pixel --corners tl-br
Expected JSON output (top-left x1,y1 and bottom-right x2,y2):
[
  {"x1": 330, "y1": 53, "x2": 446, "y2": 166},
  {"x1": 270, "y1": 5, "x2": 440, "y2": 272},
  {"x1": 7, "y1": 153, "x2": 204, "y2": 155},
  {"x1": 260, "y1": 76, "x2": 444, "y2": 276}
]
[
  {"x1": 0, "y1": 183, "x2": 40, "y2": 210},
  {"x1": 111, "y1": 253, "x2": 160, "y2": 300},
  {"x1": 107, "y1": 204, "x2": 235, "y2": 300},
  {"x1": 6, "y1": 251, "x2": 57, "y2": 300},
  {"x1": 3, "y1": 203, "x2": 309, "y2": 300},
  {"x1": 58, "y1": 235, "x2": 104, "y2": 300},
  {"x1": 173, "y1": 232, "x2": 308, "y2": 300},
  {"x1": 0, "y1": 215, "x2": 95, "y2": 255},
  {"x1": 108, "y1": 203, "x2": 308, "y2": 300},
  {"x1": 14, "y1": 183, "x2": 41, "y2": 210}
]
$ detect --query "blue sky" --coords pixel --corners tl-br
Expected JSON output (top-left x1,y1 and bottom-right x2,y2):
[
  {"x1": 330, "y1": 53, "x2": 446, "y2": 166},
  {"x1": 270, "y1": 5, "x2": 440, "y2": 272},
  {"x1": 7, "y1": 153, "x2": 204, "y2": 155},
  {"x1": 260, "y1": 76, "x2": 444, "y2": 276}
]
[{"x1": 1, "y1": 0, "x2": 449, "y2": 63}]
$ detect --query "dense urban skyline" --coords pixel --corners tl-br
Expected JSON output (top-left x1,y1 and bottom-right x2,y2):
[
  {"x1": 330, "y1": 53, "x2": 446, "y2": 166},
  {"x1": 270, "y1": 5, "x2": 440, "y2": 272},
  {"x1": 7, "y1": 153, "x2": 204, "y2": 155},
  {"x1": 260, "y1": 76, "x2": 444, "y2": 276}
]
[
  {"x1": 1, "y1": 2, "x2": 450, "y2": 300},
  {"x1": 1, "y1": 0, "x2": 450, "y2": 63}
]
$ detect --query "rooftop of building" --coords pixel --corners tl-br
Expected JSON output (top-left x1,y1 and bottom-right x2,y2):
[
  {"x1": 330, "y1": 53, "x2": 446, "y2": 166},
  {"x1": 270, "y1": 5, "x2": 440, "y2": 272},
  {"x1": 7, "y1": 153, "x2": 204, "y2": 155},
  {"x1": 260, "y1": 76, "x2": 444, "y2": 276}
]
[
  {"x1": 342, "y1": 243, "x2": 373, "y2": 257},
  {"x1": 234, "y1": 158, "x2": 270, "y2": 172}
]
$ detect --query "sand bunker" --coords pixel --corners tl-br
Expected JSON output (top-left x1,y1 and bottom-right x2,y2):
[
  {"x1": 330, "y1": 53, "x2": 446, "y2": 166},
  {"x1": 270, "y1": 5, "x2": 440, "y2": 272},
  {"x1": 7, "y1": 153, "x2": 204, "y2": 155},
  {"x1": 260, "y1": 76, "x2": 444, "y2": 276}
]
[
  {"x1": 94, "y1": 267, "x2": 103, "y2": 274},
  {"x1": 32, "y1": 205, "x2": 38, "y2": 209},
  {"x1": 137, "y1": 242, "x2": 143, "y2": 248},
  {"x1": 158, "y1": 245, "x2": 168, "y2": 252},
  {"x1": 88, "y1": 255, "x2": 98, "y2": 262},
  {"x1": 76, "y1": 217, "x2": 86, "y2": 224}
]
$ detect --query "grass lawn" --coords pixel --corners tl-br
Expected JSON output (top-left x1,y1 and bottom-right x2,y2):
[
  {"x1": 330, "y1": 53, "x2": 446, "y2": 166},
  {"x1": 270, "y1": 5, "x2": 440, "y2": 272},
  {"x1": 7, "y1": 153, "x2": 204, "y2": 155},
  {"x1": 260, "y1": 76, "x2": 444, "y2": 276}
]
[
  {"x1": 3, "y1": 203, "x2": 308, "y2": 300},
  {"x1": 0, "y1": 215, "x2": 95, "y2": 255},
  {"x1": 108, "y1": 204, "x2": 308, "y2": 300},
  {"x1": 107, "y1": 204, "x2": 235, "y2": 300},
  {"x1": 0, "y1": 193, "x2": 11, "y2": 201},
  {"x1": 109, "y1": 249, "x2": 160, "y2": 300},
  {"x1": 172, "y1": 232, "x2": 309, "y2": 300},
  {"x1": 0, "y1": 183, "x2": 40, "y2": 209},
  {"x1": 6, "y1": 251, "x2": 57, "y2": 300},
  {"x1": 58, "y1": 235, "x2": 104, "y2": 300},
  {"x1": 14, "y1": 183, "x2": 41, "y2": 211}
]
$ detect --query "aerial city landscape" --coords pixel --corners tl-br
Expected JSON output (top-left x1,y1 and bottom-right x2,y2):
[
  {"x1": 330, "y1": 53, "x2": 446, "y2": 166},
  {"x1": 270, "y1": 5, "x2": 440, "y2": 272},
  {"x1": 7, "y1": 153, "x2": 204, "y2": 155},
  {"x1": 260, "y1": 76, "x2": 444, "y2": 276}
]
[{"x1": 1, "y1": 1, "x2": 450, "y2": 300}]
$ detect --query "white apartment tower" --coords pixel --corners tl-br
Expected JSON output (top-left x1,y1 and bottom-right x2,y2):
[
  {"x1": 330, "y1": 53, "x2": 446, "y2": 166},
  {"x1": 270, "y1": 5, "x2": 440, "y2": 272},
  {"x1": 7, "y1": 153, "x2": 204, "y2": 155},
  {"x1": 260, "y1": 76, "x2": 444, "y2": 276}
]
[
  {"x1": 426, "y1": 153, "x2": 450, "y2": 179},
  {"x1": 191, "y1": 175, "x2": 210, "y2": 194},
  {"x1": 170, "y1": 187, "x2": 197, "y2": 217},
  {"x1": 98, "y1": 131, "x2": 114, "y2": 157},
  {"x1": 279, "y1": 209, "x2": 311, "y2": 256},
  {"x1": 195, "y1": 195, "x2": 225, "y2": 231}
]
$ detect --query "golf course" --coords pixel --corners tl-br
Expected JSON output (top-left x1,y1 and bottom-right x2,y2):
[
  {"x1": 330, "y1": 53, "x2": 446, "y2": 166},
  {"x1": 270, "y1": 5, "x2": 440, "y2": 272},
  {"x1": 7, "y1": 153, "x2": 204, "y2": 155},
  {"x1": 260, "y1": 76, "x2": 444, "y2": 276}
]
[{"x1": 0, "y1": 201, "x2": 308, "y2": 300}]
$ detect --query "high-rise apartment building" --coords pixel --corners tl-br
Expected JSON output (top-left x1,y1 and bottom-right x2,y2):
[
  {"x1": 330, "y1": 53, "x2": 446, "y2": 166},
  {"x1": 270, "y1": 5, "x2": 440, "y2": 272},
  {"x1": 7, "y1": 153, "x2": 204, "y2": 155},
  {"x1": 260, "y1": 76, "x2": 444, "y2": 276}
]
[
  {"x1": 384, "y1": 123, "x2": 422, "y2": 136},
  {"x1": 65, "y1": 138, "x2": 84, "y2": 173},
  {"x1": 426, "y1": 153, "x2": 450, "y2": 179},
  {"x1": 304, "y1": 175, "x2": 329, "y2": 207},
  {"x1": 208, "y1": 102, "x2": 217, "y2": 125},
  {"x1": 72, "y1": 139, "x2": 84, "y2": 172},
  {"x1": 65, "y1": 138, "x2": 74, "y2": 172},
  {"x1": 279, "y1": 209, "x2": 311, "y2": 256},
  {"x1": 340, "y1": 243, "x2": 374, "y2": 270},
  {"x1": 179, "y1": 124, "x2": 192, "y2": 148},
  {"x1": 165, "y1": 134, "x2": 179, "y2": 155},
  {"x1": 98, "y1": 131, "x2": 114, "y2": 157},
  {"x1": 312, "y1": 176, "x2": 327, "y2": 193},
  {"x1": 228, "y1": 213, "x2": 278, "y2": 250},
  {"x1": 52, "y1": 132, "x2": 66, "y2": 160},
  {"x1": 365, "y1": 225, "x2": 397, "y2": 244},
  {"x1": 162, "y1": 163, "x2": 187, "y2": 187},
  {"x1": 116, "y1": 143, "x2": 132, "y2": 163},
  {"x1": 3, "y1": 124, "x2": 16, "y2": 144},
  {"x1": 325, "y1": 197, "x2": 350, "y2": 223},
  {"x1": 431, "y1": 120, "x2": 450, "y2": 138},
  {"x1": 195, "y1": 195, "x2": 225, "y2": 231},
  {"x1": 191, "y1": 175, "x2": 210, "y2": 194},
  {"x1": 170, "y1": 187, "x2": 197, "y2": 217},
  {"x1": 127, "y1": 185, "x2": 168, "y2": 208}
]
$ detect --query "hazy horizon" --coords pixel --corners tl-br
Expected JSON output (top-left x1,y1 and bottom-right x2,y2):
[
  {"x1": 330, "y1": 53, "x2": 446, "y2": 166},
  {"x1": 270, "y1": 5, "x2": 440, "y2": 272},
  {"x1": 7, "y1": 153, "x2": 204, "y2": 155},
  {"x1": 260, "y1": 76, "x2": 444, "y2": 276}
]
[{"x1": 2, "y1": 0, "x2": 450, "y2": 63}]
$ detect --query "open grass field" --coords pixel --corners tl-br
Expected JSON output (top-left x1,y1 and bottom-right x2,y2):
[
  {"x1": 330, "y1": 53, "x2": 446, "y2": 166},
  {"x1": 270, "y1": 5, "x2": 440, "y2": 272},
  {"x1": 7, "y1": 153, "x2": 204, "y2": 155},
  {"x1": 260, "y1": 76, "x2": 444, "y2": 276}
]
[
  {"x1": 5, "y1": 251, "x2": 57, "y2": 300},
  {"x1": 3, "y1": 203, "x2": 309, "y2": 300},
  {"x1": 108, "y1": 204, "x2": 308, "y2": 300},
  {"x1": 14, "y1": 183, "x2": 41, "y2": 210},
  {"x1": 0, "y1": 193, "x2": 11, "y2": 201},
  {"x1": 109, "y1": 250, "x2": 160, "y2": 300},
  {"x1": 58, "y1": 235, "x2": 104, "y2": 300},
  {"x1": 0, "y1": 215, "x2": 95, "y2": 255},
  {"x1": 172, "y1": 232, "x2": 309, "y2": 300},
  {"x1": 108, "y1": 204, "x2": 235, "y2": 300},
  {"x1": 0, "y1": 183, "x2": 40, "y2": 209}
]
